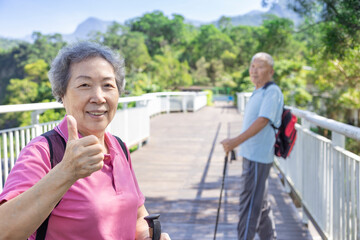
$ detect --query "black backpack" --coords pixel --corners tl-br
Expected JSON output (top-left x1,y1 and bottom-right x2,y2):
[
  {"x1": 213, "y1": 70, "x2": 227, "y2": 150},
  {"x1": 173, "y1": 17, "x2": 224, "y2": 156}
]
[
  {"x1": 35, "y1": 129, "x2": 128, "y2": 240},
  {"x1": 263, "y1": 82, "x2": 297, "y2": 159}
]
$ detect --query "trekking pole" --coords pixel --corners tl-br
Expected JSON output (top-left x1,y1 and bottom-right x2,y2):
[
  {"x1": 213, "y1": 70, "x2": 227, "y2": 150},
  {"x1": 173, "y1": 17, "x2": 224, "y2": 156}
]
[
  {"x1": 213, "y1": 149, "x2": 236, "y2": 240},
  {"x1": 214, "y1": 121, "x2": 236, "y2": 240},
  {"x1": 144, "y1": 214, "x2": 161, "y2": 240}
]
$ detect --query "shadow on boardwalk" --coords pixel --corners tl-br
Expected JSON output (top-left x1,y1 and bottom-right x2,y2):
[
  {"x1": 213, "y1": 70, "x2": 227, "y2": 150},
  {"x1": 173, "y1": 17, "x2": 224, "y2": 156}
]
[{"x1": 131, "y1": 102, "x2": 313, "y2": 240}]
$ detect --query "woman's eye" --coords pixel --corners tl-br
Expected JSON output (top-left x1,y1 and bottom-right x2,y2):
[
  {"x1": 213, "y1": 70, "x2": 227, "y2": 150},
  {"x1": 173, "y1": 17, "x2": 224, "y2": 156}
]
[
  {"x1": 79, "y1": 83, "x2": 89, "y2": 88},
  {"x1": 105, "y1": 83, "x2": 115, "y2": 88}
]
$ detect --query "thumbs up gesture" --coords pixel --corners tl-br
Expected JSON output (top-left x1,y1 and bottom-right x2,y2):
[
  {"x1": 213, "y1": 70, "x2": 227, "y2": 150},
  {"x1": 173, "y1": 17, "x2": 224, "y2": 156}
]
[{"x1": 60, "y1": 115, "x2": 105, "y2": 182}]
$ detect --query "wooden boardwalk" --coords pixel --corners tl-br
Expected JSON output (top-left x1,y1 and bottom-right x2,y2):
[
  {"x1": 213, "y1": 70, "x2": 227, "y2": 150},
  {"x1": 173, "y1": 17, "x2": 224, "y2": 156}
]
[{"x1": 131, "y1": 102, "x2": 313, "y2": 240}]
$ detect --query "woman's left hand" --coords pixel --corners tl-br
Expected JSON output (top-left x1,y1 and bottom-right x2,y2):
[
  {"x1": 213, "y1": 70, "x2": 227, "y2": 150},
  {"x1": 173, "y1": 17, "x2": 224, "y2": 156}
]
[
  {"x1": 160, "y1": 233, "x2": 171, "y2": 240},
  {"x1": 144, "y1": 232, "x2": 171, "y2": 240}
]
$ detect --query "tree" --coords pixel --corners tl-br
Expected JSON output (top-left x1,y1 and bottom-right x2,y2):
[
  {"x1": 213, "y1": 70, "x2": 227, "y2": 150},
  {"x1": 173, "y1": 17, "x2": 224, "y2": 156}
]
[
  {"x1": 128, "y1": 11, "x2": 191, "y2": 56},
  {"x1": 187, "y1": 24, "x2": 235, "y2": 65},
  {"x1": 228, "y1": 25, "x2": 260, "y2": 66},
  {"x1": 263, "y1": 0, "x2": 360, "y2": 58},
  {"x1": 207, "y1": 59, "x2": 224, "y2": 86},
  {"x1": 256, "y1": 15, "x2": 295, "y2": 57},
  {"x1": 192, "y1": 57, "x2": 210, "y2": 86},
  {"x1": 149, "y1": 47, "x2": 192, "y2": 89},
  {"x1": 92, "y1": 22, "x2": 151, "y2": 72},
  {"x1": 218, "y1": 16, "x2": 232, "y2": 33},
  {"x1": 119, "y1": 32, "x2": 151, "y2": 72},
  {"x1": 29, "y1": 32, "x2": 66, "y2": 64}
]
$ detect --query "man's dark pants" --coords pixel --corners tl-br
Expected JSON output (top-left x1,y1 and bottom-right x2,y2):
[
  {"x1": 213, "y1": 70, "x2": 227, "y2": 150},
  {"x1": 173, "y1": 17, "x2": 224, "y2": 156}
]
[{"x1": 237, "y1": 158, "x2": 276, "y2": 240}]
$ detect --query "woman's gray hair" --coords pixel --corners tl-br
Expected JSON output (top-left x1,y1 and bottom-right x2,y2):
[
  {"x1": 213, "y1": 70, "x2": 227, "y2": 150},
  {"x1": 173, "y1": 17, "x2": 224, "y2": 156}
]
[
  {"x1": 48, "y1": 41, "x2": 125, "y2": 103},
  {"x1": 250, "y1": 52, "x2": 274, "y2": 68}
]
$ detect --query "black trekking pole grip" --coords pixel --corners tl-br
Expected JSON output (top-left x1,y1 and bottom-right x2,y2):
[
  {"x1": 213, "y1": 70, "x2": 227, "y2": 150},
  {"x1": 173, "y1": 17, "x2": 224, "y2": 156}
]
[{"x1": 144, "y1": 214, "x2": 161, "y2": 240}]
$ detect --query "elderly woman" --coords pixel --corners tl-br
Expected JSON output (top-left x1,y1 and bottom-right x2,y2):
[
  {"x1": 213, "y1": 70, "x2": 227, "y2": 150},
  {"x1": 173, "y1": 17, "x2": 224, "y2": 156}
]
[{"x1": 0, "y1": 42, "x2": 170, "y2": 240}]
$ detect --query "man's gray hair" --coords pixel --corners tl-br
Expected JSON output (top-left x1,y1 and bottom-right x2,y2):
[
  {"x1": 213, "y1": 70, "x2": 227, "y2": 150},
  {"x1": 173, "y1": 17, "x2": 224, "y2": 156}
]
[
  {"x1": 251, "y1": 52, "x2": 274, "y2": 68},
  {"x1": 48, "y1": 41, "x2": 125, "y2": 103}
]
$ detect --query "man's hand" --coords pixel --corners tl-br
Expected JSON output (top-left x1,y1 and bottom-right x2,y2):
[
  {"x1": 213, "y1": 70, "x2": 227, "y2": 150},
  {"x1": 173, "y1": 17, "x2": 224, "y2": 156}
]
[
  {"x1": 59, "y1": 115, "x2": 105, "y2": 182},
  {"x1": 220, "y1": 138, "x2": 237, "y2": 154}
]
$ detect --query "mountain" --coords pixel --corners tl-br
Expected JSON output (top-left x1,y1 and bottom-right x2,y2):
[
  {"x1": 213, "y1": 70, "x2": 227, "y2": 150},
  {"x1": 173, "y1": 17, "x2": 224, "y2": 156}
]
[
  {"x1": 62, "y1": 17, "x2": 114, "y2": 42},
  {"x1": 212, "y1": 0, "x2": 302, "y2": 27}
]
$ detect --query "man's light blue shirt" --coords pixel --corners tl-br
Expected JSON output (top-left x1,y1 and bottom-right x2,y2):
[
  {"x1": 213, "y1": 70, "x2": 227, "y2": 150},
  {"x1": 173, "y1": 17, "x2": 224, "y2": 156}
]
[{"x1": 238, "y1": 83, "x2": 284, "y2": 164}]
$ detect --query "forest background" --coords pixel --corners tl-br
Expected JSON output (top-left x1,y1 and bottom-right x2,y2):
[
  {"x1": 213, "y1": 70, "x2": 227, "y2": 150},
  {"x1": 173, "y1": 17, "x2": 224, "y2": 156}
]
[{"x1": 0, "y1": 0, "x2": 359, "y2": 152}]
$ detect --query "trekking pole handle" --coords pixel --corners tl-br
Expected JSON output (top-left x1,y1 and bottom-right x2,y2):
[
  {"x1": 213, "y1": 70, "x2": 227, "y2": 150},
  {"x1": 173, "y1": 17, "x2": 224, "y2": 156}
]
[
  {"x1": 230, "y1": 150, "x2": 236, "y2": 162},
  {"x1": 144, "y1": 214, "x2": 161, "y2": 240}
]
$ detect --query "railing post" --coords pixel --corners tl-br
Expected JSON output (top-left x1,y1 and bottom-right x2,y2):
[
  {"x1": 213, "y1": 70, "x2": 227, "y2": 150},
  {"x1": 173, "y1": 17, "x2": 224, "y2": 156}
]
[
  {"x1": 166, "y1": 95, "x2": 170, "y2": 114},
  {"x1": 238, "y1": 93, "x2": 244, "y2": 113},
  {"x1": 123, "y1": 103, "x2": 129, "y2": 142},
  {"x1": 332, "y1": 132, "x2": 345, "y2": 148},
  {"x1": 301, "y1": 118, "x2": 311, "y2": 130},
  {"x1": 31, "y1": 110, "x2": 43, "y2": 137},
  {"x1": 182, "y1": 96, "x2": 187, "y2": 113},
  {"x1": 354, "y1": 109, "x2": 358, "y2": 126}
]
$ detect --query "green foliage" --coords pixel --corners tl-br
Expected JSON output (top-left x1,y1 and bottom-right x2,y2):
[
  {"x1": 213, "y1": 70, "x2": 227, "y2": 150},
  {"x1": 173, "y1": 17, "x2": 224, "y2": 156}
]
[
  {"x1": 256, "y1": 15, "x2": 295, "y2": 57},
  {"x1": 128, "y1": 11, "x2": 191, "y2": 56},
  {"x1": 5, "y1": 78, "x2": 38, "y2": 104},
  {"x1": 188, "y1": 24, "x2": 235, "y2": 63},
  {"x1": 40, "y1": 109, "x2": 66, "y2": 124},
  {"x1": 0, "y1": 37, "x2": 24, "y2": 51},
  {"x1": 126, "y1": 72, "x2": 162, "y2": 95},
  {"x1": 192, "y1": 57, "x2": 210, "y2": 86},
  {"x1": 274, "y1": 59, "x2": 312, "y2": 107},
  {"x1": 283, "y1": 0, "x2": 360, "y2": 58},
  {"x1": 346, "y1": 138, "x2": 360, "y2": 155},
  {"x1": 150, "y1": 47, "x2": 192, "y2": 89}
]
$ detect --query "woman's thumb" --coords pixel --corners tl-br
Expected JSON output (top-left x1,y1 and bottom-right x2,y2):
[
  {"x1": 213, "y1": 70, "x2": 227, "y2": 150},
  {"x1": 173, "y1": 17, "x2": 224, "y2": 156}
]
[{"x1": 67, "y1": 115, "x2": 79, "y2": 141}]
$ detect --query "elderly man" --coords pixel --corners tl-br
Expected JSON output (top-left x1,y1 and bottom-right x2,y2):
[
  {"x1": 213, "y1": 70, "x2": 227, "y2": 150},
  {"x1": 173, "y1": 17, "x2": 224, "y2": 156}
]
[{"x1": 221, "y1": 52, "x2": 284, "y2": 240}]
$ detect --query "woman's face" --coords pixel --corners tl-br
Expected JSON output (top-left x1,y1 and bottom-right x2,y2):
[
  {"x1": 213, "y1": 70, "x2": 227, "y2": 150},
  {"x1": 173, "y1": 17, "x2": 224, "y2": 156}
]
[{"x1": 62, "y1": 56, "x2": 119, "y2": 138}]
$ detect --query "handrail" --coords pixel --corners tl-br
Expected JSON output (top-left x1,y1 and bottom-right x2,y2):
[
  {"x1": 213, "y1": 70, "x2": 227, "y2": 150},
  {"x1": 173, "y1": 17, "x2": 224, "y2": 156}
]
[
  {"x1": 0, "y1": 91, "x2": 207, "y2": 114},
  {"x1": 288, "y1": 107, "x2": 360, "y2": 141},
  {"x1": 0, "y1": 102, "x2": 63, "y2": 114}
]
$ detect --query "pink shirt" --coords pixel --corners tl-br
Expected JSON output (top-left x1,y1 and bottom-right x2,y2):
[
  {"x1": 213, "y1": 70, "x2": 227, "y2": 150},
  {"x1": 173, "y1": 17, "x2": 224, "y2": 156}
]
[{"x1": 0, "y1": 117, "x2": 145, "y2": 239}]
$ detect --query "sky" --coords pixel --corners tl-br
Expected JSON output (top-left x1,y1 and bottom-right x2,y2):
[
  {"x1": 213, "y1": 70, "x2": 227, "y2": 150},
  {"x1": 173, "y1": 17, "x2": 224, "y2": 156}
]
[{"x1": 0, "y1": 0, "x2": 268, "y2": 39}]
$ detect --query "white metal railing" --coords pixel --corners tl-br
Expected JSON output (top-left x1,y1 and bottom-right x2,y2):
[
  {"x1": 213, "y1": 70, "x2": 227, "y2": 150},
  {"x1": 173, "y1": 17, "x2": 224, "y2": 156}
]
[
  {"x1": 237, "y1": 92, "x2": 360, "y2": 240},
  {"x1": 0, "y1": 91, "x2": 208, "y2": 191}
]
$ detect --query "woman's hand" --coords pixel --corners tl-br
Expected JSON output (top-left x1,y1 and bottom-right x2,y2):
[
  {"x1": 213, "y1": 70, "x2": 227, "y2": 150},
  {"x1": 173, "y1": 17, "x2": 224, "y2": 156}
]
[
  {"x1": 160, "y1": 233, "x2": 171, "y2": 240},
  {"x1": 59, "y1": 115, "x2": 104, "y2": 182},
  {"x1": 143, "y1": 232, "x2": 171, "y2": 240}
]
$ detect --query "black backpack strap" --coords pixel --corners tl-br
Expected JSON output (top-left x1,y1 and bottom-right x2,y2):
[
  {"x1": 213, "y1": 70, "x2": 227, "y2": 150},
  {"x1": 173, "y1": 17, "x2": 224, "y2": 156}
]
[
  {"x1": 263, "y1": 81, "x2": 275, "y2": 90},
  {"x1": 113, "y1": 135, "x2": 129, "y2": 161},
  {"x1": 36, "y1": 130, "x2": 66, "y2": 240},
  {"x1": 42, "y1": 129, "x2": 66, "y2": 167}
]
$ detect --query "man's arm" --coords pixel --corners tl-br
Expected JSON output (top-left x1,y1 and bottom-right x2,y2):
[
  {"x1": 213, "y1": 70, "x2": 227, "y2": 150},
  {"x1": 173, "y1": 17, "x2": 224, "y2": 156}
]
[{"x1": 221, "y1": 117, "x2": 269, "y2": 153}]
